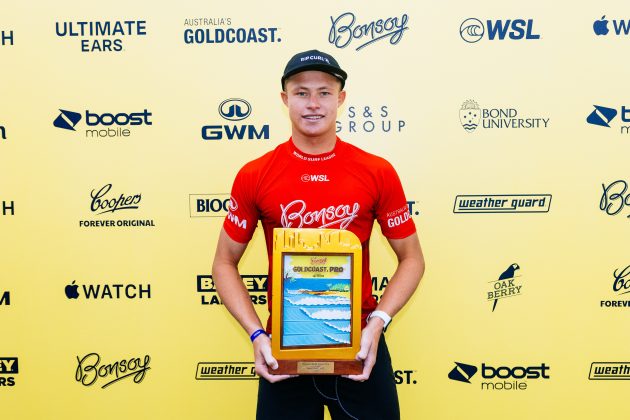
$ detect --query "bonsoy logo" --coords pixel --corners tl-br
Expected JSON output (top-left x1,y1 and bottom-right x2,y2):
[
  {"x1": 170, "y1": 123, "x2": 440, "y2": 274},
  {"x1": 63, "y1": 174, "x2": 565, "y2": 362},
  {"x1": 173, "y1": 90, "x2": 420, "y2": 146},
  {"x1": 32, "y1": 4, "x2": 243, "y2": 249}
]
[
  {"x1": 202, "y1": 98, "x2": 269, "y2": 141},
  {"x1": 600, "y1": 180, "x2": 630, "y2": 218},
  {"x1": 329, "y1": 12, "x2": 409, "y2": 51},
  {"x1": 76, "y1": 353, "x2": 150, "y2": 388},
  {"x1": 459, "y1": 18, "x2": 540, "y2": 42}
]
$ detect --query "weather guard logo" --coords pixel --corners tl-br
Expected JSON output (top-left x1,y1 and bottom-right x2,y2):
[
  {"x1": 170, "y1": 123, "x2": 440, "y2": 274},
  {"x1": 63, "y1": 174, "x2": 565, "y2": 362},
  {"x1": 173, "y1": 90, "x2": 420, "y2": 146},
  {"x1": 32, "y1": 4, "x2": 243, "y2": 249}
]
[
  {"x1": 589, "y1": 362, "x2": 630, "y2": 380},
  {"x1": 197, "y1": 274, "x2": 267, "y2": 305},
  {"x1": 195, "y1": 362, "x2": 256, "y2": 380},
  {"x1": 202, "y1": 98, "x2": 269, "y2": 141},
  {"x1": 329, "y1": 12, "x2": 409, "y2": 51},
  {"x1": 460, "y1": 18, "x2": 540, "y2": 43},
  {"x1": 454, "y1": 194, "x2": 552, "y2": 213}
]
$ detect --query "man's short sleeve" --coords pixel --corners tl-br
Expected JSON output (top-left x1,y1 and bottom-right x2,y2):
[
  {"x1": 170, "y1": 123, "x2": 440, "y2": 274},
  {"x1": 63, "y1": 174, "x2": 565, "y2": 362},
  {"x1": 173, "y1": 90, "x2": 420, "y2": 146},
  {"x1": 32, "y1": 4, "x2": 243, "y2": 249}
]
[
  {"x1": 375, "y1": 161, "x2": 416, "y2": 239},
  {"x1": 222, "y1": 165, "x2": 260, "y2": 244}
]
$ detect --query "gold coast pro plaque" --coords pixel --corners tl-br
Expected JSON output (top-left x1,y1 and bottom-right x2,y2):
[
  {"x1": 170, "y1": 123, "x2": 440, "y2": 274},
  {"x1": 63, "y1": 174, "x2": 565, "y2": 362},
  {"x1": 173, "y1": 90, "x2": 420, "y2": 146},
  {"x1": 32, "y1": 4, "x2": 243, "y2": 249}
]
[{"x1": 271, "y1": 228, "x2": 363, "y2": 375}]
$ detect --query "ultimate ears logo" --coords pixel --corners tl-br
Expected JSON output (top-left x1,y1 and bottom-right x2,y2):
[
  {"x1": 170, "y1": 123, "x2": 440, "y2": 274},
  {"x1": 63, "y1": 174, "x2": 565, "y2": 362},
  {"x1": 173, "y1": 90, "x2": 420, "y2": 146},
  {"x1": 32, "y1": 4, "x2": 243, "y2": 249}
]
[{"x1": 488, "y1": 264, "x2": 522, "y2": 311}]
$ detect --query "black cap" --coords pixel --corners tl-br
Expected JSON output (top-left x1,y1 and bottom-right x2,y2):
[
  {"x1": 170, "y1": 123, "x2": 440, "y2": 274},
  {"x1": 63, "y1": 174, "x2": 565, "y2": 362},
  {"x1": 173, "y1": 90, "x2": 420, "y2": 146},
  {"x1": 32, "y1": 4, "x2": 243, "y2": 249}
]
[{"x1": 281, "y1": 49, "x2": 347, "y2": 89}]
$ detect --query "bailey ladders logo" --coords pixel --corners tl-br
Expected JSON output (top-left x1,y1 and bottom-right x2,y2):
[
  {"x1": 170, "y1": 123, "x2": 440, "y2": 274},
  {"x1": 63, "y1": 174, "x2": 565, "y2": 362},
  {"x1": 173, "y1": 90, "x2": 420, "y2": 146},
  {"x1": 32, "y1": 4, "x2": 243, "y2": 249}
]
[
  {"x1": 202, "y1": 98, "x2": 269, "y2": 141},
  {"x1": 488, "y1": 263, "x2": 522, "y2": 311},
  {"x1": 75, "y1": 353, "x2": 151, "y2": 388},
  {"x1": 459, "y1": 18, "x2": 540, "y2": 43},
  {"x1": 329, "y1": 12, "x2": 409, "y2": 51},
  {"x1": 197, "y1": 275, "x2": 267, "y2": 305}
]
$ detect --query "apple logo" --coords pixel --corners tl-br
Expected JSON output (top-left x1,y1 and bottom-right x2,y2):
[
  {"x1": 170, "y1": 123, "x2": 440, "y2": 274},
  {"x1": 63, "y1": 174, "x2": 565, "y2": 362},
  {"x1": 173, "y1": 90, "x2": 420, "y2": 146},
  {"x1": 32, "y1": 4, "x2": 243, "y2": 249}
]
[
  {"x1": 594, "y1": 16, "x2": 609, "y2": 36},
  {"x1": 65, "y1": 281, "x2": 79, "y2": 299}
]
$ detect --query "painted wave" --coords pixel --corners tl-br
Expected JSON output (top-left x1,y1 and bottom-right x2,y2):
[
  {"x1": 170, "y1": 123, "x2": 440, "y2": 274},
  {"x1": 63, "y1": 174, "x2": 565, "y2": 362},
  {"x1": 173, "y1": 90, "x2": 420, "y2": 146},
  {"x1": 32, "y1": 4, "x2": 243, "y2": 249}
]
[
  {"x1": 324, "y1": 334, "x2": 351, "y2": 345},
  {"x1": 301, "y1": 308, "x2": 350, "y2": 320},
  {"x1": 285, "y1": 296, "x2": 350, "y2": 306},
  {"x1": 324, "y1": 321, "x2": 351, "y2": 333}
]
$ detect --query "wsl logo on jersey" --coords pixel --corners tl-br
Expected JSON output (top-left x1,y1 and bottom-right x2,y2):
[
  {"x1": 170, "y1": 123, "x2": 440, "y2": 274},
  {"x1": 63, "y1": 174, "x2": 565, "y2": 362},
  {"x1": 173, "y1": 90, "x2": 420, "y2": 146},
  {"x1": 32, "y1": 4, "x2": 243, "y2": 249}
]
[
  {"x1": 459, "y1": 100, "x2": 550, "y2": 132},
  {"x1": 600, "y1": 265, "x2": 630, "y2": 308},
  {"x1": 55, "y1": 20, "x2": 147, "y2": 52},
  {"x1": 1, "y1": 30, "x2": 14, "y2": 46},
  {"x1": 0, "y1": 357, "x2": 18, "y2": 387},
  {"x1": 593, "y1": 16, "x2": 630, "y2": 36},
  {"x1": 78, "y1": 184, "x2": 156, "y2": 228},
  {"x1": 459, "y1": 18, "x2": 540, "y2": 43},
  {"x1": 183, "y1": 17, "x2": 281, "y2": 45},
  {"x1": 53, "y1": 108, "x2": 153, "y2": 138},
  {"x1": 336, "y1": 104, "x2": 406, "y2": 136},
  {"x1": 449, "y1": 361, "x2": 550, "y2": 390},
  {"x1": 487, "y1": 264, "x2": 522, "y2": 312},
  {"x1": 328, "y1": 12, "x2": 409, "y2": 51},
  {"x1": 586, "y1": 105, "x2": 630, "y2": 134},
  {"x1": 197, "y1": 275, "x2": 267, "y2": 305},
  {"x1": 202, "y1": 98, "x2": 270, "y2": 141}
]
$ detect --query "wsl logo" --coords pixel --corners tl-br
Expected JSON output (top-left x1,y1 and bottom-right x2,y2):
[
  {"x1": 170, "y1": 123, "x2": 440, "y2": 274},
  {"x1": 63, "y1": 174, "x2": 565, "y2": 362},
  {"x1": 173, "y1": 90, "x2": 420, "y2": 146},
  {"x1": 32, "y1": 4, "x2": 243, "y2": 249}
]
[
  {"x1": 53, "y1": 108, "x2": 152, "y2": 138},
  {"x1": 65, "y1": 281, "x2": 151, "y2": 300},
  {"x1": 488, "y1": 264, "x2": 522, "y2": 312},
  {"x1": 329, "y1": 12, "x2": 409, "y2": 51},
  {"x1": 586, "y1": 105, "x2": 630, "y2": 133},
  {"x1": 460, "y1": 18, "x2": 540, "y2": 43},
  {"x1": 593, "y1": 16, "x2": 630, "y2": 36},
  {"x1": 202, "y1": 98, "x2": 269, "y2": 141}
]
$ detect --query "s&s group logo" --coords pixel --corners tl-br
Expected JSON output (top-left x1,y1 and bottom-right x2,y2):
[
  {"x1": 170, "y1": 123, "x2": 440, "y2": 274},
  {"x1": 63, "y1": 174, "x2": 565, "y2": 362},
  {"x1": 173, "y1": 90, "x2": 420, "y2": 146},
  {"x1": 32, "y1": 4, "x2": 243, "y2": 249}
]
[
  {"x1": 1, "y1": 30, "x2": 14, "y2": 46},
  {"x1": 55, "y1": 20, "x2": 147, "y2": 52},
  {"x1": 78, "y1": 184, "x2": 156, "y2": 228},
  {"x1": 593, "y1": 16, "x2": 630, "y2": 36},
  {"x1": 65, "y1": 280, "x2": 151, "y2": 300},
  {"x1": 329, "y1": 12, "x2": 409, "y2": 51},
  {"x1": 454, "y1": 194, "x2": 552, "y2": 214},
  {"x1": 459, "y1": 100, "x2": 550, "y2": 132},
  {"x1": 0, "y1": 357, "x2": 18, "y2": 387},
  {"x1": 587, "y1": 105, "x2": 630, "y2": 134},
  {"x1": 76, "y1": 353, "x2": 151, "y2": 388},
  {"x1": 2, "y1": 200, "x2": 15, "y2": 216},
  {"x1": 202, "y1": 98, "x2": 270, "y2": 141},
  {"x1": 600, "y1": 265, "x2": 630, "y2": 308},
  {"x1": 487, "y1": 264, "x2": 522, "y2": 311},
  {"x1": 53, "y1": 108, "x2": 152, "y2": 139},
  {"x1": 197, "y1": 274, "x2": 267, "y2": 305},
  {"x1": 449, "y1": 361, "x2": 550, "y2": 390},
  {"x1": 600, "y1": 180, "x2": 630, "y2": 218},
  {"x1": 183, "y1": 17, "x2": 281, "y2": 45},
  {"x1": 196, "y1": 362, "x2": 256, "y2": 380},
  {"x1": 336, "y1": 104, "x2": 406, "y2": 136},
  {"x1": 459, "y1": 18, "x2": 540, "y2": 43}
]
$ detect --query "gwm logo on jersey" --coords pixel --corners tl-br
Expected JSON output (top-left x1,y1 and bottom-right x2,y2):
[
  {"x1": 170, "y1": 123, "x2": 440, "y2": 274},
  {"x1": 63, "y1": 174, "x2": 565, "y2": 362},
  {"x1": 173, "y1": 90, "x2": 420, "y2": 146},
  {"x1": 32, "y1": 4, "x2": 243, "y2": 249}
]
[
  {"x1": 55, "y1": 20, "x2": 147, "y2": 52},
  {"x1": 53, "y1": 108, "x2": 153, "y2": 138},
  {"x1": 1, "y1": 30, "x2": 14, "y2": 46},
  {"x1": 453, "y1": 194, "x2": 552, "y2": 213},
  {"x1": 487, "y1": 264, "x2": 522, "y2": 311},
  {"x1": 593, "y1": 16, "x2": 630, "y2": 36},
  {"x1": 587, "y1": 105, "x2": 630, "y2": 134},
  {"x1": 76, "y1": 353, "x2": 151, "y2": 388},
  {"x1": 600, "y1": 180, "x2": 630, "y2": 218},
  {"x1": 449, "y1": 361, "x2": 550, "y2": 391},
  {"x1": 78, "y1": 184, "x2": 156, "y2": 228},
  {"x1": 459, "y1": 100, "x2": 550, "y2": 132},
  {"x1": 202, "y1": 98, "x2": 270, "y2": 141},
  {"x1": 336, "y1": 105, "x2": 406, "y2": 135},
  {"x1": 183, "y1": 17, "x2": 281, "y2": 45},
  {"x1": 328, "y1": 12, "x2": 409, "y2": 51},
  {"x1": 64, "y1": 281, "x2": 151, "y2": 300},
  {"x1": 600, "y1": 265, "x2": 630, "y2": 308},
  {"x1": 0, "y1": 357, "x2": 18, "y2": 387},
  {"x1": 197, "y1": 275, "x2": 267, "y2": 305},
  {"x1": 459, "y1": 18, "x2": 540, "y2": 43}
]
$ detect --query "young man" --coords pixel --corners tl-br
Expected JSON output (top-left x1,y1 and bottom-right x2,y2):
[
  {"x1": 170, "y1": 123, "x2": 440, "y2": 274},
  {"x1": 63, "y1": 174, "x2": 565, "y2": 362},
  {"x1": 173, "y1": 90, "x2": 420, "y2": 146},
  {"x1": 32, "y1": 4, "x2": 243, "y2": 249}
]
[{"x1": 212, "y1": 50, "x2": 425, "y2": 420}]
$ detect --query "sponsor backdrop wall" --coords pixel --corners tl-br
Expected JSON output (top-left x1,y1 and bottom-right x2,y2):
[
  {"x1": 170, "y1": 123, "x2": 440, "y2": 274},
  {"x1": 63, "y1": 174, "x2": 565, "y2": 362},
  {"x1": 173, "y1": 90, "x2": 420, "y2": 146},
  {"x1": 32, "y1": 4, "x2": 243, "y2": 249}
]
[{"x1": 2, "y1": 0, "x2": 628, "y2": 418}]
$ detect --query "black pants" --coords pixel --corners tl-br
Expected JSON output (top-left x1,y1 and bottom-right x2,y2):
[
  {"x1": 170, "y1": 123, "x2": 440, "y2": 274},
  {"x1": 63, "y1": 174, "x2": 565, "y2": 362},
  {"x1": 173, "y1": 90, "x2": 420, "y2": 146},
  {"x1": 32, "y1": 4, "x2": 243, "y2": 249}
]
[{"x1": 256, "y1": 337, "x2": 400, "y2": 420}]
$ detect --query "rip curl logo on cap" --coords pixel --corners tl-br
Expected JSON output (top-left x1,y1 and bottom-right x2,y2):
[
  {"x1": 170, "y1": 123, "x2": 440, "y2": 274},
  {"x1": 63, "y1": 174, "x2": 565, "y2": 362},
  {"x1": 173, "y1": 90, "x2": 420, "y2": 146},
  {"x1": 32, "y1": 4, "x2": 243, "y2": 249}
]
[{"x1": 300, "y1": 55, "x2": 331, "y2": 64}]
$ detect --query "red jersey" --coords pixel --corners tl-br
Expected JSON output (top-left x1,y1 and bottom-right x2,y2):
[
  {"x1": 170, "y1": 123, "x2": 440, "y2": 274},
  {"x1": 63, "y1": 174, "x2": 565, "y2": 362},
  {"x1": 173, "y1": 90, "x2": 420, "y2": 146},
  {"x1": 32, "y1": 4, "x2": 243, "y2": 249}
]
[{"x1": 223, "y1": 138, "x2": 416, "y2": 331}]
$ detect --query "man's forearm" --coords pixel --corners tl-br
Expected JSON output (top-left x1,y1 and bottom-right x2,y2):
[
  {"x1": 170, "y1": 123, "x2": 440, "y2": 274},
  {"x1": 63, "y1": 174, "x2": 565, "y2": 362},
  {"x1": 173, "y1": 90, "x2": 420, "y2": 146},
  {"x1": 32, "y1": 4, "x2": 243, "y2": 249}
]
[{"x1": 375, "y1": 256, "x2": 424, "y2": 318}]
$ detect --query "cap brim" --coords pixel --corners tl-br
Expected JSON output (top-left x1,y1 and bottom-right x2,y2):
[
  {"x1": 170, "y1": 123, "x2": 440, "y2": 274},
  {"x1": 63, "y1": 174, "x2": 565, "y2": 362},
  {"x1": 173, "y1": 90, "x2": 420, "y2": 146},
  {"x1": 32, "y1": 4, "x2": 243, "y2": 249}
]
[{"x1": 282, "y1": 64, "x2": 347, "y2": 89}]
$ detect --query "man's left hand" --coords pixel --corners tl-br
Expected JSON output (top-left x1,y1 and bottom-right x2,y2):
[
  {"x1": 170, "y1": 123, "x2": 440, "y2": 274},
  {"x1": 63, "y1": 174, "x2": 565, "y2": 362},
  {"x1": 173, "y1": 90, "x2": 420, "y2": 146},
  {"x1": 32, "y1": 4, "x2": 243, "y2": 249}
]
[{"x1": 345, "y1": 317, "x2": 384, "y2": 382}]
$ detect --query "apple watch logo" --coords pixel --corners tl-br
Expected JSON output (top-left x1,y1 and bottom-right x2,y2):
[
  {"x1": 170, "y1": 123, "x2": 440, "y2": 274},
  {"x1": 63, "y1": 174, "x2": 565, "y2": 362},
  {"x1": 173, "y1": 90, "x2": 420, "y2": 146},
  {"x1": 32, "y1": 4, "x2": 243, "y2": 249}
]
[
  {"x1": 65, "y1": 281, "x2": 80, "y2": 299},
  {"x1": 593, "y1": 16, "x2": 610, "y2": 36}
]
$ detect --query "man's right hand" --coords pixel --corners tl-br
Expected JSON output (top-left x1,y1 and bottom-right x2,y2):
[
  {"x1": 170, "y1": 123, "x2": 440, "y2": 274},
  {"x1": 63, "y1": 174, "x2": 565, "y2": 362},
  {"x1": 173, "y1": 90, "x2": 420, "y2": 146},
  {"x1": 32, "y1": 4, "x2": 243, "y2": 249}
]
[{"x1": 253, "y1": 334, "x2": 295, "y2": 383}]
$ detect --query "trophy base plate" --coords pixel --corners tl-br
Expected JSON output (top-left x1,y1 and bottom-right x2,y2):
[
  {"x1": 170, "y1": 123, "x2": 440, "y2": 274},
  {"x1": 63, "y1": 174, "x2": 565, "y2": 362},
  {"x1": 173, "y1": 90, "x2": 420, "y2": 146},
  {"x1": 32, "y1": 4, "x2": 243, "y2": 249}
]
[{"x1": 275, "y1": 360, "x2": 363, "y2": 375}]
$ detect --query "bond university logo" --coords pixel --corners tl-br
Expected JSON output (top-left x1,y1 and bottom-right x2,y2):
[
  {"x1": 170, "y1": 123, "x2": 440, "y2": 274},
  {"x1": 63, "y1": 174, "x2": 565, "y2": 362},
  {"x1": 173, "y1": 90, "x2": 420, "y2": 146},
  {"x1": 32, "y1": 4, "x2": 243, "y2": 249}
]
[
  {"x1": 459, "y1": 100, "x2": 480, "y2": 132},
  {"x1": 459, "y1": 18, "x2": 540, "y2": 42},
  {"x1": 0, "y1": 357, "x2": 18, "y2": 387},
  {"x1": 488, "y1": 263, "x2": 522, "y2": 311},
  {"x1": 448, "y1": 362, "x2": 477, "y2": 383},
  {"x1": 593, "y1": 16, "x2": 630, "y2": 36},
  {"x1": 202, "y1": 98, "x2": 269, "y2": 141}
]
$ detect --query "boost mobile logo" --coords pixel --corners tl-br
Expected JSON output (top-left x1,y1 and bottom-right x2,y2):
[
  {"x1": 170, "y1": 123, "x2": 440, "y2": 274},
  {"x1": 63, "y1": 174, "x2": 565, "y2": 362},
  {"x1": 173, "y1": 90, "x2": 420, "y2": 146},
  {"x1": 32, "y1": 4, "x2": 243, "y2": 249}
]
[
  {"x1": 587, "y1": 105, "x2": 617, "y2": 127},
  {"x1": 448, "y1": 362, "x2": 477, "y2": 383},
  {"x1": 54, "y1": 109, "x2": 82, "y2": 131}
]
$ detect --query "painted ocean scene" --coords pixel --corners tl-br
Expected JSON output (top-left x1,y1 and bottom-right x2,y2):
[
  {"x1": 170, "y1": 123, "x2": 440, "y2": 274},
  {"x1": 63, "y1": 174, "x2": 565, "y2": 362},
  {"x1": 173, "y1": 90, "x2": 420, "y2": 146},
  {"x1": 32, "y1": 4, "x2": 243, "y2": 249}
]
[{"x1": 282, "y1": 255, "x2": 352, "y2": 348}]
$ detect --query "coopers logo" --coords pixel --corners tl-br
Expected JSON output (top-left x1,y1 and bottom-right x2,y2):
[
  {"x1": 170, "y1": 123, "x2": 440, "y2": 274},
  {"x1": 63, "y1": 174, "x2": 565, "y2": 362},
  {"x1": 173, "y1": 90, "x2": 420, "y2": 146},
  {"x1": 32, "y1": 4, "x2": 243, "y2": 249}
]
[
  {"x1": 1, "y1": 30, "x2": 14, "y2": 46},
  {"x1": 329, "y1": 12, "x2": 409, "y2": 51},
  {"x1": 459, "y1": 100, "x2": 550, "y2": 132},
  {"x1": 75, "y1": 353, "x2": 150, "y2": 388},
  {"x1": 202, "y1": 98, "x2": 269, "y2": 141},
  {"x1": 55, "y1": 20, "x2": 147, "y2": 52},
  {"x1": 600, "y1": 265, "x2": 630, "y2": 308},
  {"x1": 64, "y1": 281, "x2": 151, "y2": 300},
  {"x1": 195, "y1": 362, "x2": 256, "y2": 380},
  {"x1": 190, "y1": 194, "x2": 231, "y2": 217},
  {"x1": 337, "y1": 104, "x2": 406, "y2": 135},
  {"x1": 183, "y1": 17, "x2": 281, "y2": 45},
  {"x1": 53, "y1": 108, "x2": 152, "y2": 138},
  {"x1": 0, "y1": 357, "x2": 18, "y2": 387},
  {"x1": 197, "y1": 275, "x2": 267, "y2": 305},
  {"x1": 454, "y1": 194, "x2": 552, "y2": 213},
  {"x1": 587, "y1": 105, "x2": 630, "y2": 134},
  {"x1": 459, "y1": 18, "x2": 540, "y2": 43},
  {"x1": 449, "y1": 361, "x2": 550, "y2": 390},
  {"x1": 589, "y1": 362, "x2": 630, "y2": 380},
  {"x1": 79, "y1": 184, "x2": 156, "y2": 228}
]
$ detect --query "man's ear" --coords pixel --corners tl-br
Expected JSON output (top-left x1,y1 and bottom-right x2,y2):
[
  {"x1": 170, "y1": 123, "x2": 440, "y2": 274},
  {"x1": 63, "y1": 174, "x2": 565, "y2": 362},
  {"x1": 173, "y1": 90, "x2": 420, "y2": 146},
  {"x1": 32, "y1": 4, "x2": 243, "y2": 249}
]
[
  {"x1": 338, "y1": 90, "x2": 346, "y2": 107},
  {"x1": 281, "y1": 90, "x2": 288, "y2": 107}
]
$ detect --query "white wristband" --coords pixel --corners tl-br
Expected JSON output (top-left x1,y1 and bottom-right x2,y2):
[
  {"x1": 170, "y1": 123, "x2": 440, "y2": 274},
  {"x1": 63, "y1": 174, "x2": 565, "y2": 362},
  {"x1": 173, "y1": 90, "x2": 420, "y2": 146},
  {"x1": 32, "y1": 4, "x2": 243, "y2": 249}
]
[{"x1": 367, "y1": 310, "x2": 392, "y2": 330}]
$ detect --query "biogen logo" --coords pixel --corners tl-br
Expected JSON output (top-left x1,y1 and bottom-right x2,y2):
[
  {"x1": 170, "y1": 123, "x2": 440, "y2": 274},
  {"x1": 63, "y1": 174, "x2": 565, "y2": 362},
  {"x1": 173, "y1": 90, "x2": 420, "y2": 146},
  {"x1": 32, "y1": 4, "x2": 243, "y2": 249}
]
[
  {"x1": 280, "y1": 200, "x2": 360, "y2": 229},
  {"x1": 301, "y1": 174, "x2": 330, "y2": 182}
]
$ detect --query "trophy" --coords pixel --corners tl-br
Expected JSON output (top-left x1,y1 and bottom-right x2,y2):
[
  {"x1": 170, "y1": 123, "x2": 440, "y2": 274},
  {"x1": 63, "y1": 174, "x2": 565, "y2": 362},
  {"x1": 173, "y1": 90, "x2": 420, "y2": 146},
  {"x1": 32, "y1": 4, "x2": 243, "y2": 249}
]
[{"x1": 271, "y1": 228, "x2": 363, "y2": 375}]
